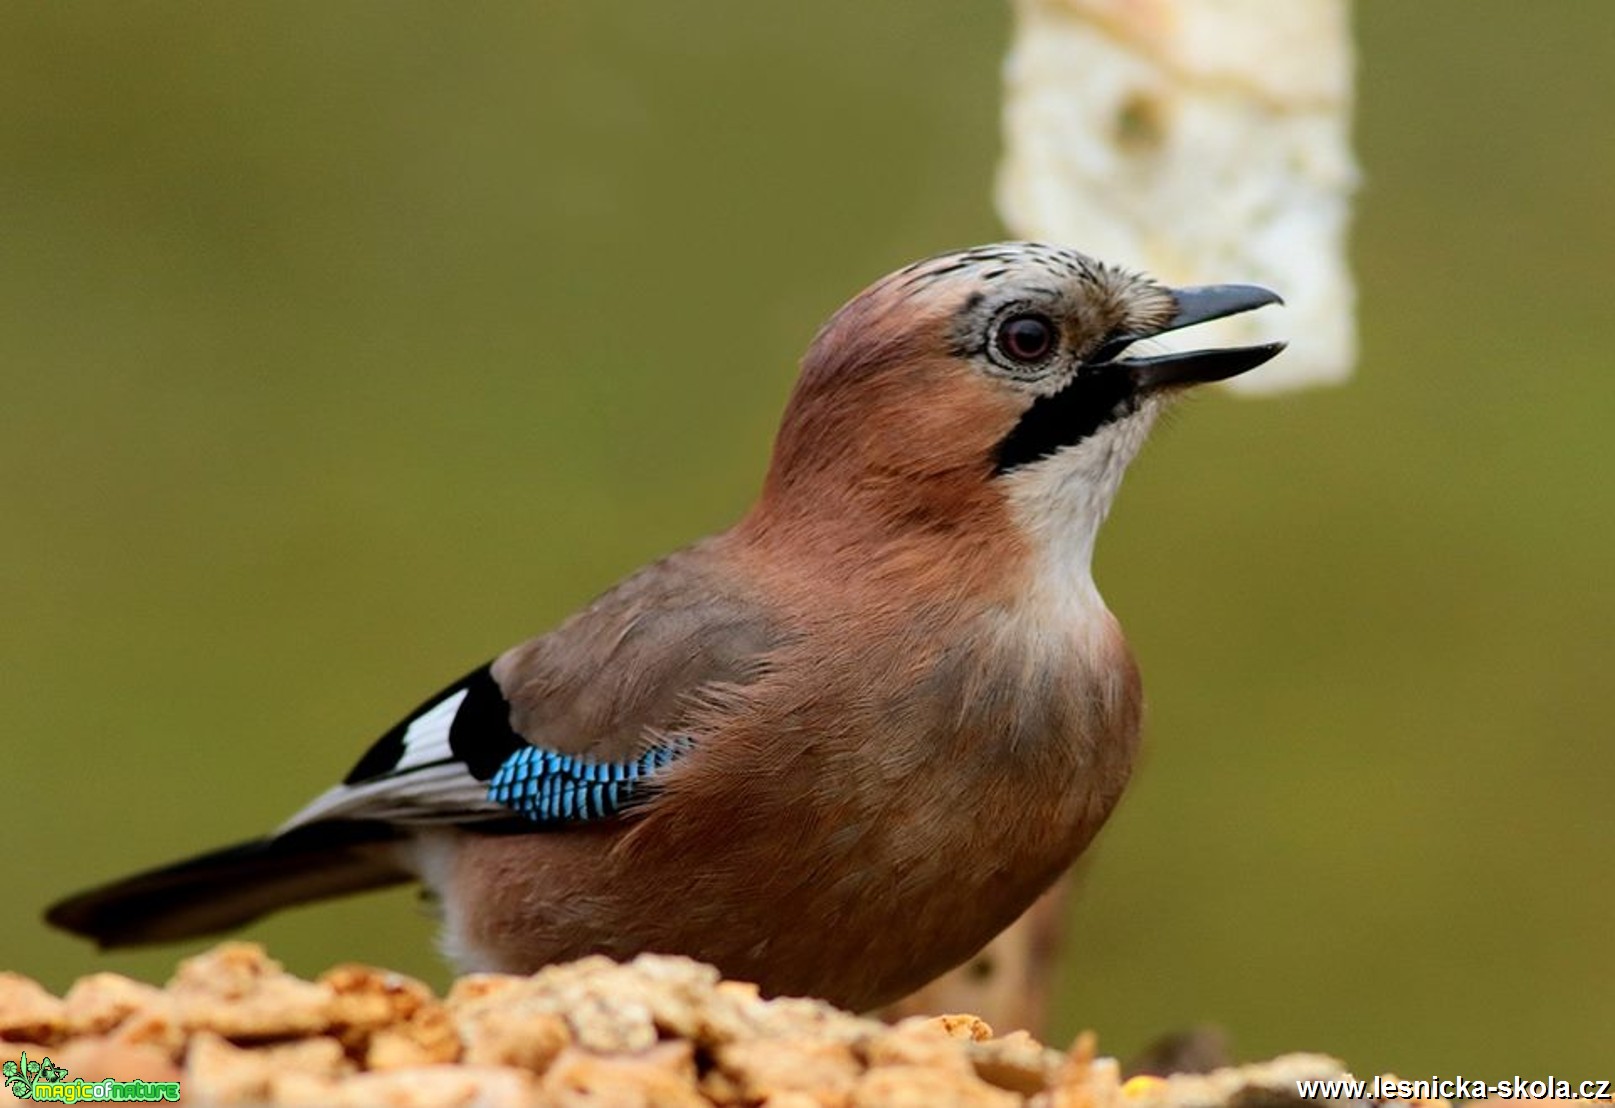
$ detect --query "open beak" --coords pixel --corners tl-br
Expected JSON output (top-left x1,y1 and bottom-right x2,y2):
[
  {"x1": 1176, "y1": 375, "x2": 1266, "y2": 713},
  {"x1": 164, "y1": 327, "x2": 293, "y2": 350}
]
[{"x1": 1097, "y1": 284, "x2": 1286, "y2": 392}]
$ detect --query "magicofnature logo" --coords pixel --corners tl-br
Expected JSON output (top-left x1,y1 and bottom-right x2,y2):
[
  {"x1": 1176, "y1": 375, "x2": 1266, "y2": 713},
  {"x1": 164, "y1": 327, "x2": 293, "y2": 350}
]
[{"x1": 4, "y1": 1051, "x2": 180, "y2": 1103}]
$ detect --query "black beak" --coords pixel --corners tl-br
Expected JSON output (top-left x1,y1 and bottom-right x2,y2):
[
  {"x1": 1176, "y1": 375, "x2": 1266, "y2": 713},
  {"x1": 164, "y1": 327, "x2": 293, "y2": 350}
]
[{"x1": 1097, "y1": 284, "x2": 1286, "y2": 391}]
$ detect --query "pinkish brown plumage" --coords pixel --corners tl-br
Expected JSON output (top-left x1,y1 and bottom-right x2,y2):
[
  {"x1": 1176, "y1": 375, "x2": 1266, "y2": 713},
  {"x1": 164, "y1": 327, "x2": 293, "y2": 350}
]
[{"x1": 47, "y1": 243, "x2": 1283, "y2": 1011}]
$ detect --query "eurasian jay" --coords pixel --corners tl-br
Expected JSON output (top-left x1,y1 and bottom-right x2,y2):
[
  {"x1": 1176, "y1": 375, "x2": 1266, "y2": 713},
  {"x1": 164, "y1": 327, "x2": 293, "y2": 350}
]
[{"x1": 47, "y1": 243, "x2": 1282, "y2": 1011}]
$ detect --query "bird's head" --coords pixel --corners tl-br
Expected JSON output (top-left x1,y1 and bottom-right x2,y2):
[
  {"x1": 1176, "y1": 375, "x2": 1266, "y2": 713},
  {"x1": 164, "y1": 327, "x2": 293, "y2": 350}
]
[{"x1": 752, "y1": 242, "x2": 1282, "y2": 588}]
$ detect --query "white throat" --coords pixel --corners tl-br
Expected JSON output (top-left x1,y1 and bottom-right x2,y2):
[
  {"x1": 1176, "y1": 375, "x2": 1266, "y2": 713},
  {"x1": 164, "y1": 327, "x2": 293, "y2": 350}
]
[{"x1": 998, "y1": 405, "x2": 1159, "y2": 629}]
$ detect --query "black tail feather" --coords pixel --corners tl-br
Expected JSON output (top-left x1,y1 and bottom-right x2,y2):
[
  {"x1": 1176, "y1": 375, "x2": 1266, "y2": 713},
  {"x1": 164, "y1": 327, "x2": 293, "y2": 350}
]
[{"x1": 44, "y1": 823, "x2": 412, "y2": 948}]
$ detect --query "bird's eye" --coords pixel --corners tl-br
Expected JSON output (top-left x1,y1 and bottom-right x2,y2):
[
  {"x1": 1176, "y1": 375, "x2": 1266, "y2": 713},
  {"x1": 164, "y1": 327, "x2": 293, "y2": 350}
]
[{"x1": 995, "y1": 313, "x2": 1057, "y2": 366}]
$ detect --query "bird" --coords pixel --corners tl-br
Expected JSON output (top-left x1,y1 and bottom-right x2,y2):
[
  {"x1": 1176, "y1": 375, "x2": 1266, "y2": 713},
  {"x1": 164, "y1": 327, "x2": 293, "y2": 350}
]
[{"x1": 46, "y1": 242, "x2": 1283, "y2": 1012}]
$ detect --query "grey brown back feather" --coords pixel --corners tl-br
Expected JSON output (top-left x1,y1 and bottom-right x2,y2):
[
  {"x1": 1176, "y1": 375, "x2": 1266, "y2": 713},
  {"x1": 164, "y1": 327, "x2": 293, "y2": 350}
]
[{"x1": 493, "y1": 540, "x2": 791, "y2": 764}]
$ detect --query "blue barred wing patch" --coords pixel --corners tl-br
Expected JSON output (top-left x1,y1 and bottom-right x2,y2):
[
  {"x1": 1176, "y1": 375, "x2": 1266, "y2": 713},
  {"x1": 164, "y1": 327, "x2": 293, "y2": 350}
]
[{"x1": 486, "y1": 737, "x2": 694, "y2": 824}]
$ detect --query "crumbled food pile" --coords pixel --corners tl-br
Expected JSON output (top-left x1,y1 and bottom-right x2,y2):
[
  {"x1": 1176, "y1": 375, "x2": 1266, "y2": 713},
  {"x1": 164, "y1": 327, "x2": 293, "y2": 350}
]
[{"x1": 1, "y1": 943, "x2": 1439, "y2": 1107}]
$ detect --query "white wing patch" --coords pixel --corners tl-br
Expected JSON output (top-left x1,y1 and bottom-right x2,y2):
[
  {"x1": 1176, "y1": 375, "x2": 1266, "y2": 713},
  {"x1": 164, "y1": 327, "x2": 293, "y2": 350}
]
[
  {"x1": 278, "y1": 687, "x2": 509, "y2": 832},
  {"x1": 392, "y1": 688, "x2": 468, "y2": 773}
]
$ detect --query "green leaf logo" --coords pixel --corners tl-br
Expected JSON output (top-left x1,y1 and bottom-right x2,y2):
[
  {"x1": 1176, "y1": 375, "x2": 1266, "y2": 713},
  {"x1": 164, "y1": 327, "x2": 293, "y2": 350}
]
[{"x1": 5, "y1": 1051, "x2": 33, "y2": 1100}]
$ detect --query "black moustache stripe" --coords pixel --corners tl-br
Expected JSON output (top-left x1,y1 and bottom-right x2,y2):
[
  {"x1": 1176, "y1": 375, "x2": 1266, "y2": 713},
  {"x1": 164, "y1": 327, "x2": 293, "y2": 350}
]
[{"x1": 992, "y1": 370, "x2": 1135, "y2": 475}]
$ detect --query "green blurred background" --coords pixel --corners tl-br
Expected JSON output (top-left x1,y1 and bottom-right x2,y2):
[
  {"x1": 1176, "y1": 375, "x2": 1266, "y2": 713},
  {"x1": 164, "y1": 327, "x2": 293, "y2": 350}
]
[{"x1": 4, "y1": 1, "x2": 1611, "y2": 1082}]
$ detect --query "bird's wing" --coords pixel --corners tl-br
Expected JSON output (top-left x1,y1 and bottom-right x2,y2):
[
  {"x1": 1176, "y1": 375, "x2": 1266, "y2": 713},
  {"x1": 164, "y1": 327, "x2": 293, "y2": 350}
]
[{"x1": 280, "y1": 543, "x2": 784, "y2": 832}]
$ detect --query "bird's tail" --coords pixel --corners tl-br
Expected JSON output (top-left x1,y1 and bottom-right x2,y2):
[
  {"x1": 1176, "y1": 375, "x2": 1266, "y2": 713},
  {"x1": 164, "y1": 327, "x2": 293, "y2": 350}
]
[{"x1": 44, "y1": 823, "x2": 412, "y2": 948}]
